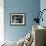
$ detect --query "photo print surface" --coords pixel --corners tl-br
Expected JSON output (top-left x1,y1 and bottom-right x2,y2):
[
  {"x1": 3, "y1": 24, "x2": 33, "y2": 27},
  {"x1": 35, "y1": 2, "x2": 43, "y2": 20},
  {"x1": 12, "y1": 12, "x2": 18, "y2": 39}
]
[{"x1": 10, "y1": 13, "x2": 26, "y2": 26}]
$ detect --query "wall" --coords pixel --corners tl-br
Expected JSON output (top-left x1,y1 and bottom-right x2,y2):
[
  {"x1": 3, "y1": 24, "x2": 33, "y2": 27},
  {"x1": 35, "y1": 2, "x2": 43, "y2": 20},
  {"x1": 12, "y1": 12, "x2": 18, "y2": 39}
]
[
  {"x1": 4, "y1": 0, "x2": 40, "y2": 42},
  {"x1": 40, "y1": 0, "x2": 46, "y2": 27}
]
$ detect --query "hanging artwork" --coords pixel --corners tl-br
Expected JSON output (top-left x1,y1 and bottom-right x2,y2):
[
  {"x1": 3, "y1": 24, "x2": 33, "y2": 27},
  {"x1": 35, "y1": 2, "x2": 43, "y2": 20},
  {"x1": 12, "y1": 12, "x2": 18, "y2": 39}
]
[{"x1": 10, "y1": 13, "x2": 26, "y2": 26}]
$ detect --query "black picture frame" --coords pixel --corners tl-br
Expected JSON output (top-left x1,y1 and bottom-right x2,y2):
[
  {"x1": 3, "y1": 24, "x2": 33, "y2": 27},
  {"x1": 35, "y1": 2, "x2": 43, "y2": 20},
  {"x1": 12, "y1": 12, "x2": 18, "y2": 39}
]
[{"x1": 10, "y1": 13, "x2": 26, "y2": 26}]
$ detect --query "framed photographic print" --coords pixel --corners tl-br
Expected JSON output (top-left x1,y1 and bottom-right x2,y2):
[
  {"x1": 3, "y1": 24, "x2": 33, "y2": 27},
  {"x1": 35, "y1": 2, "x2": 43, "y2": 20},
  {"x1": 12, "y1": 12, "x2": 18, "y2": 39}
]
[{"x1": 10, "y1": 13, "x2": 26, "y2": 26}]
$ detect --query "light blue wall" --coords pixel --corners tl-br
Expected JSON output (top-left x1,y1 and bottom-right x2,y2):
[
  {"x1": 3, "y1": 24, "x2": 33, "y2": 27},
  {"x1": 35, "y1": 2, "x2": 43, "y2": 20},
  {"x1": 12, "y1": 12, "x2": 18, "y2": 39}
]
[
  {"x1": 4, "y1": 0, "x2": 40, "y2": 42},
  {"x1": 40, "y1": 0, "x2": 46, "y2": 27}
]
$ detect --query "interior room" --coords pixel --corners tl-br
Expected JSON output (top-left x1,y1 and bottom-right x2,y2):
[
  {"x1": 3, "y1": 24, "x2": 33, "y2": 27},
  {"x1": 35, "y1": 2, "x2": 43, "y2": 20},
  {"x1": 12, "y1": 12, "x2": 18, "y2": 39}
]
[{"x1": 0, "y1": 0, "x2": 46, "y2": 46}]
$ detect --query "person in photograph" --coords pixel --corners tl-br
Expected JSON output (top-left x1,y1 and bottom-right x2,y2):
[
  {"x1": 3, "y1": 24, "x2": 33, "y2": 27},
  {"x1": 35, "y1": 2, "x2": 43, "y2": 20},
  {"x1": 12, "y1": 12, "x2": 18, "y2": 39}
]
[{"x1": 12, "y1": 15, "x2": 16, "y2": 23}]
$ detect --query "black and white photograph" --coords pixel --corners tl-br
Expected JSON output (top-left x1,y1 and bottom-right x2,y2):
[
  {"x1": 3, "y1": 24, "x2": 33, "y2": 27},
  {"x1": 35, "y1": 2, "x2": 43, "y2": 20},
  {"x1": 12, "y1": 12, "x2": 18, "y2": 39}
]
[{"x1": 10, "y1": 13, "x2": 26, "y2": 26}]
